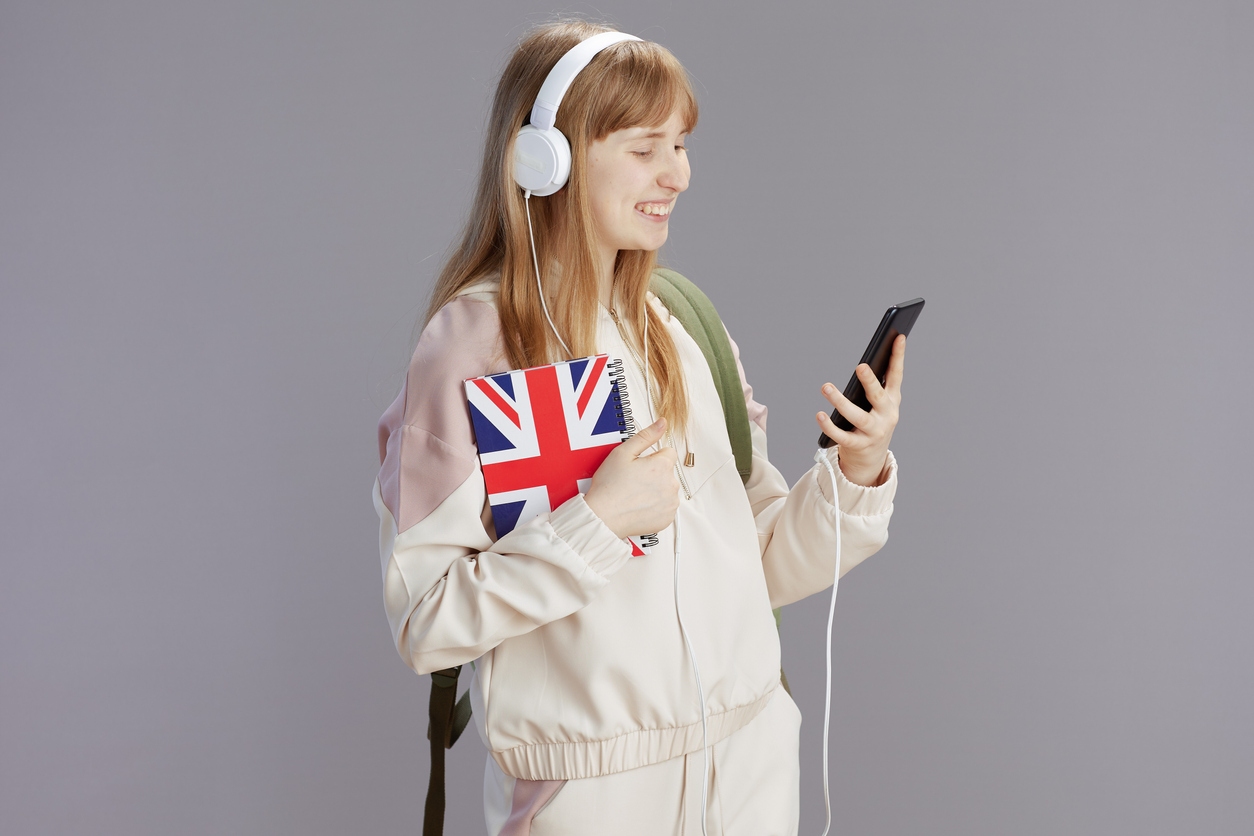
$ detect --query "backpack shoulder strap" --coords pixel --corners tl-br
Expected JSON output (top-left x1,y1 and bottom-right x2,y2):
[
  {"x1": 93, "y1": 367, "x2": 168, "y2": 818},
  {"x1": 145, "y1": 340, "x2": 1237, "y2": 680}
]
[
  {"x1": 649, "y1": 268, "x2": 753, "y2": 484},
  {"x1": 424, "y1": 665, "x2": 471, "y2": 836}
]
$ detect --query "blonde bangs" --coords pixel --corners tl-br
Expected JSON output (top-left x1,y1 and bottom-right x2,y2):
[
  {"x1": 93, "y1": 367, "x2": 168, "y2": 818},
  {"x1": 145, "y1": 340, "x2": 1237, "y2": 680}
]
[{"x1": 583, "y1": 42, "x2": 699, "y2": 139}]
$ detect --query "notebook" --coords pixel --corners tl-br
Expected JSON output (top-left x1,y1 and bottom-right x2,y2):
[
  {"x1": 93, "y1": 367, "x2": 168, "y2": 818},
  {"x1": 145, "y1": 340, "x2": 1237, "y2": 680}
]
[{"x1": 465, "y1": 354, "x2": 657, "y2": 556}]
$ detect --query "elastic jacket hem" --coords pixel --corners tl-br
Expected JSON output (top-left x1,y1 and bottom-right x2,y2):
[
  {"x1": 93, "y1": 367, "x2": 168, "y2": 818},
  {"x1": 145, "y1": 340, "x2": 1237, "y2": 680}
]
[{"x1": 491, "y1": 685, "x2": 776, "y2": 781}]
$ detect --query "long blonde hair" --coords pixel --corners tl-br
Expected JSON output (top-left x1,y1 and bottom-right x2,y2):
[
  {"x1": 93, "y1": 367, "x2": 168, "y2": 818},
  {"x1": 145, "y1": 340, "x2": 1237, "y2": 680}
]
[{"x1": 424, "y1": 20, "x2": 698, "y2": 432}]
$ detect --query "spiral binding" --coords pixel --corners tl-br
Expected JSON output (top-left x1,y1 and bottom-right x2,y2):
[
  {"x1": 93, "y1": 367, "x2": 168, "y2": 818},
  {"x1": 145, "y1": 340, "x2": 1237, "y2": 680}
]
[
  {"x1": 606, "y1": 358, "x2": 636, "y2": 437},
  {"x1": 605, "y1": 355, "x2": 657, "y2": 554}
]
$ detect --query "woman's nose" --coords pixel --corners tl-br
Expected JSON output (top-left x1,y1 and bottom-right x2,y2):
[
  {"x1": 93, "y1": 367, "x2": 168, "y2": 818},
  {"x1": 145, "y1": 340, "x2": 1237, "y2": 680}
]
[{"x1": 658, "y1": 153, "x2": 689, "y2": 193}]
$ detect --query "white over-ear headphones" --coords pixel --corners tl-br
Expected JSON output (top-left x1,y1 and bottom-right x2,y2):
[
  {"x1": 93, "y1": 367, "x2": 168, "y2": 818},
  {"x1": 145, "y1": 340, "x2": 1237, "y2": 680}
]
[{"x1": 513, "y1": 31, "x2": 642, "y2": 196}]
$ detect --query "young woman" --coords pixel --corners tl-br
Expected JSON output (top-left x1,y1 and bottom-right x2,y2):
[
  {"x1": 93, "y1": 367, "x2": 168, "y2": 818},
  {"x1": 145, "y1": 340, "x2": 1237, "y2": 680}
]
[{"x1": 374, "y1": 20, "x2": 905, "y2": 836}]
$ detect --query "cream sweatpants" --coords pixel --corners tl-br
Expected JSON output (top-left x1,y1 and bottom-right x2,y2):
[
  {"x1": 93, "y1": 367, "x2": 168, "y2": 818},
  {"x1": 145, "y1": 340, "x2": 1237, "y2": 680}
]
[{"x1": 484, "y1": 684, "x2": 803, "y2": 836}]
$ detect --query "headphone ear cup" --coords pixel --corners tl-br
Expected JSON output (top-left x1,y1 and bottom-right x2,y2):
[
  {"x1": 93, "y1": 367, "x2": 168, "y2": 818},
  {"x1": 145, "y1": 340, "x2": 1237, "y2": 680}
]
[{"x1": 513, "y1": 125, "x2": 571, "y2": 196}]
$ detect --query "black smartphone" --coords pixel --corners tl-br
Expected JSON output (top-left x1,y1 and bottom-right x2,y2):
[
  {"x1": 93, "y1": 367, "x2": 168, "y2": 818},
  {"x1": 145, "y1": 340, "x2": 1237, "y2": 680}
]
[{"x1": 817, "y1": 298, "x2": 925, "y2": 448}]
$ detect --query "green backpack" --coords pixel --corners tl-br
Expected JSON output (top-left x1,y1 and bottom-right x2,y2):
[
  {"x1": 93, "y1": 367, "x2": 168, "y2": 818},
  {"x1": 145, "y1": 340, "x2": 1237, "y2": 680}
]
[{"x1": 421, "y1": 268, "x2": 785, "y2": 835}]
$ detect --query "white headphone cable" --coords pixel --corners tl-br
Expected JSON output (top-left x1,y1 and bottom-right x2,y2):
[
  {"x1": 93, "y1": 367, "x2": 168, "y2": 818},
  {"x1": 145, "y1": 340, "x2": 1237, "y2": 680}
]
[
  {"x1": 813, "y1": 447, "x2": 844, "y2": 836},
  {"x1": 524, "y1": 190, "x2": 573, "y2": 359},
  {"x1": 538, "y1": 226, "x2": 709, "y2": 831}
]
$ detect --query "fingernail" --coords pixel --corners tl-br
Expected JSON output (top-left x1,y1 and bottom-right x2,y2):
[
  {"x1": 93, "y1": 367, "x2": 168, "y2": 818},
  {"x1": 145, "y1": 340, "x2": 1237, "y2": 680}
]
[{"x1": 823, "y1": 384, "x2": 834, "y2": 394}]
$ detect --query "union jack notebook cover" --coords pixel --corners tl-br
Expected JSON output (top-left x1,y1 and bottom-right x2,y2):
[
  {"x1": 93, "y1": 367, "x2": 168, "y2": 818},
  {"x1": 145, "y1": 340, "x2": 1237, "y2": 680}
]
[{"x1": 464, "y1": 354, "x2": 657, "y2": 556}]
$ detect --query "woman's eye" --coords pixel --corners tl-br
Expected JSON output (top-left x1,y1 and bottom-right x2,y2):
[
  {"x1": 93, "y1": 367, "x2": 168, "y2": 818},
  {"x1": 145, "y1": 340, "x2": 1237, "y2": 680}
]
[{"x1": 633, "y1": 147, "x2": 687, "y2": 158}]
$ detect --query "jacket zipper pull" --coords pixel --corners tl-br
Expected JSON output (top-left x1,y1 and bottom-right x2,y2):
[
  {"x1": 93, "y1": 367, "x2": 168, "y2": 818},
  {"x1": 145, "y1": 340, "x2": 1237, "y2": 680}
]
[{"x1": 684, "y1": 451, "x2": 695, "y2": 467}]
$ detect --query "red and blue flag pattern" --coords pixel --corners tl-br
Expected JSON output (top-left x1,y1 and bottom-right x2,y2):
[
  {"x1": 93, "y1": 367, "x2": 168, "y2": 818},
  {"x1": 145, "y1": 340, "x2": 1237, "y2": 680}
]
[{"x1": 465, "y1": 354, "x2": 655, "y2": 556}]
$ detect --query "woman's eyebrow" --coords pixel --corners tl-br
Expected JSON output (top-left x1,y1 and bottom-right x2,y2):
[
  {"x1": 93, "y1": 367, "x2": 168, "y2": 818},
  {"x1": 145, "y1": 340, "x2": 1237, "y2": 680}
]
[{"x1": 623, "y1": 129, "x2": 685, "y2": 140}]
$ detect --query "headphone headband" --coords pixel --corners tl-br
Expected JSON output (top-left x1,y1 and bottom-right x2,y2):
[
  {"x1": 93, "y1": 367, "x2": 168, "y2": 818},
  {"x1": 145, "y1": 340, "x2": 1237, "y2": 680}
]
[
  {"x1": 529, "y1": 31, "x2": 642, "y2": 132},
  {"x1": 514, "y1": 30, "x2": 642, "y2": 196}
]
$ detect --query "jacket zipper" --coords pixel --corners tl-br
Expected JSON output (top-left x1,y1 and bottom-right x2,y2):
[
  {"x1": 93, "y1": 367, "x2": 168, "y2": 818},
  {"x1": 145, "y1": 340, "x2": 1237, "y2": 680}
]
[{"x1": 608, "y1": 307, "x2": 693, "y2": 500}]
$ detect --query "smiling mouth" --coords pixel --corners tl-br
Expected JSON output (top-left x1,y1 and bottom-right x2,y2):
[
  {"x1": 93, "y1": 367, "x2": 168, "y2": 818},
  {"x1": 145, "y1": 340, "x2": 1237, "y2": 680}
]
[{"x1": 635, "y1": 202, "x2": 672, "y2": 217}]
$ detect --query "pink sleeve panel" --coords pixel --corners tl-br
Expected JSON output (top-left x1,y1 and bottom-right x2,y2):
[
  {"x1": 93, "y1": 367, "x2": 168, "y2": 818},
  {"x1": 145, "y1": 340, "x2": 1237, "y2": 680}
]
[
  {"x1": 724, "y1": 327, "x2": 769, "y2": 433},
  {"x1": 377, "y1": 296, "x2": 510, "y2": 534}
]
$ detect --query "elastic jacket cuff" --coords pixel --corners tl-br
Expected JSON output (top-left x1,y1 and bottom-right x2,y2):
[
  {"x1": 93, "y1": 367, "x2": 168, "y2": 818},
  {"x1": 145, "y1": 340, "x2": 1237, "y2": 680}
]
[
  {"x1": 548, "y1": 494, "x2": 635, "y2": 578},
  {"x1": 816, "y1": 447, "x2": 898, "y2": 517}
]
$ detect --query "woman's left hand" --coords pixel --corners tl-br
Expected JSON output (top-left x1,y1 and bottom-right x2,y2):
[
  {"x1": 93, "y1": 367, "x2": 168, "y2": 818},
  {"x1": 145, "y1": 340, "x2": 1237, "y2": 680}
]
[{"x1": 815, "y1": 334, "x2": 905, "y2": 487}]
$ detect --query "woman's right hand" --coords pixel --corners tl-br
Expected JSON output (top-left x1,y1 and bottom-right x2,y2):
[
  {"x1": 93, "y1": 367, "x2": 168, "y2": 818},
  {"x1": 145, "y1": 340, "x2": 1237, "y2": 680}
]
[{"x1": 584, "y1": 418, "x2": 680, "y2": 541}]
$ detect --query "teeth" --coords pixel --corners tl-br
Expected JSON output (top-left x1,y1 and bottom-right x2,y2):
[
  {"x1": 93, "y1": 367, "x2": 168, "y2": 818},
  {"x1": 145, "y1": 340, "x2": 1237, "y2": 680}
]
[{"x1": 638, "y1": 203, "x2": 670, "y2": 216}]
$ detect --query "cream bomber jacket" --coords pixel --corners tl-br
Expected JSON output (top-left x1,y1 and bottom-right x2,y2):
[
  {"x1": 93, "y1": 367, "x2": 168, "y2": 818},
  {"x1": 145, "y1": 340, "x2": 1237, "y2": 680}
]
[{"x1": 374, "y1": 278, "x2": 898, "y2": 781}]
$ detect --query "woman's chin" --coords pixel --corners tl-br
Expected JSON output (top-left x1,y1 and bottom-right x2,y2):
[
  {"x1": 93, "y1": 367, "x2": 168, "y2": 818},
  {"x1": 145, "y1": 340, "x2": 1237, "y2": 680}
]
[{"x1": 639, "y1": 229, "x2": 669, "y2": 250}]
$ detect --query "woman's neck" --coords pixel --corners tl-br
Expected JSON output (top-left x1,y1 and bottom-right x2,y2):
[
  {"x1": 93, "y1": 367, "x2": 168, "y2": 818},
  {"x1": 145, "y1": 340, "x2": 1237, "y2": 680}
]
[
  {"x1": 597, "y1": 254, "x2": 617, "y2": 309},
  {"x1": 549, "y1": 195, "x2": 617, "y2": 308}
]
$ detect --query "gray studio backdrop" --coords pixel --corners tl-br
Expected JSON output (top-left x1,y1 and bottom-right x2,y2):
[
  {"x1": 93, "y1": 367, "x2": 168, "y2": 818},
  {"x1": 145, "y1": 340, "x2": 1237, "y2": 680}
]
[{"x1": 2, "y1": 1, "x2": 1251, "y2": 834}]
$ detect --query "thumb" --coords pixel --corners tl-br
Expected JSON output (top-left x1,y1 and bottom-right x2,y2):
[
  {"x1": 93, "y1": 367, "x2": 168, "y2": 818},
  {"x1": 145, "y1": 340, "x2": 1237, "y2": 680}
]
[{"x1": 619, "y1": 417, "x2": 667, "y2": 456}]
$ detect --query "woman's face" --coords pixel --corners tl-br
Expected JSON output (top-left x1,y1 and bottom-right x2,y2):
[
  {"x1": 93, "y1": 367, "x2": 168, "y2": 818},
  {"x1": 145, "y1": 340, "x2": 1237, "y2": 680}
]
[{"x1": 583, "y1": 108, "x2": 690, "y2": 262}]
